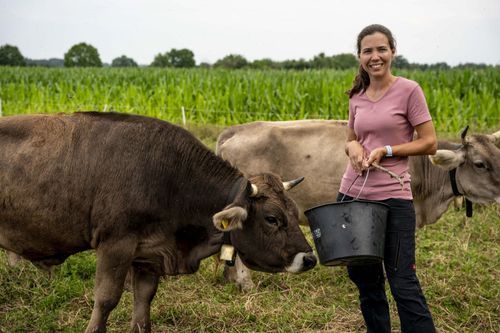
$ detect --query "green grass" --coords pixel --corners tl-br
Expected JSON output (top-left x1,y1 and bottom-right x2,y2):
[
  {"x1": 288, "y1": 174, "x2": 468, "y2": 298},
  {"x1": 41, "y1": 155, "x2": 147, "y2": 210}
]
[{"x1": 0, "y1": 206, "x2": 498, "y2": 332}]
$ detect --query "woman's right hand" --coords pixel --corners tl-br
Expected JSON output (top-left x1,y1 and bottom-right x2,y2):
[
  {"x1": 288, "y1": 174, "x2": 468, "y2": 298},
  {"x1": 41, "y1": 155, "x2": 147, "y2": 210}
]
[{"x1": 346, "y1": 140, "x2": 367, "y2": 175}]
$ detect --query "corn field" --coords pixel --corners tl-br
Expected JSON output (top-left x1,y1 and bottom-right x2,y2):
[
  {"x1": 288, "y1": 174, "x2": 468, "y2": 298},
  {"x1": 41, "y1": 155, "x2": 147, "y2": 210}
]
[{"x1": 0, "y1": 67, "x2": 498, "y2": 133}]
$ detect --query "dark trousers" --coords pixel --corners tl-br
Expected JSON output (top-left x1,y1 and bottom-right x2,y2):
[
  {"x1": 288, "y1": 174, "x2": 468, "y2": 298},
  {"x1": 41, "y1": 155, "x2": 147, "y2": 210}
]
[{"x1": 337, "y1": 194, "x2": 435, "y2": 333}]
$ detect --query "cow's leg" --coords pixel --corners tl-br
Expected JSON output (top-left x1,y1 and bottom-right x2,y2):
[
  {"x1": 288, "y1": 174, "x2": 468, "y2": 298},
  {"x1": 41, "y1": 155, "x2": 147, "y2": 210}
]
[
  {"x1": 223, "y1": 254, "x2": 255, "y2": 291},
  {"x1": 130, "y1": 267, "x2": 160, "y2": 333},
  {"x1": 124, "y1": 268, "x2": 134, "y2": 292},
  {"x1": 85, "y1": 240, "x2": 135, "y2": 333}
]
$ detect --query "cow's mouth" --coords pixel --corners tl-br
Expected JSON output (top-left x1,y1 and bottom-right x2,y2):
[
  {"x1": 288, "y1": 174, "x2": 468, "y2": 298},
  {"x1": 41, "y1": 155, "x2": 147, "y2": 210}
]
[
  {"x1": 237, "y1": 251, "x2": 284, "y2": 273},
  {"x1": 285, "y1": 252, "x2": 317, "y2": 272}
]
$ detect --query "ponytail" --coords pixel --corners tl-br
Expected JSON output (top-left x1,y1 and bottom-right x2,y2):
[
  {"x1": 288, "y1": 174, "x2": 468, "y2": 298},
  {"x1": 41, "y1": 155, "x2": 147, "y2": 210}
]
[{"x1": 347, "y1": 65, "x2": 370, "y2": 98}]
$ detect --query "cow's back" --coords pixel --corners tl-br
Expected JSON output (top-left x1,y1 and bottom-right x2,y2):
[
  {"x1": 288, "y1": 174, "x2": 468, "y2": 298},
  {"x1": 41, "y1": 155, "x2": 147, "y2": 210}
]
[
  {"x1": 217, "y1": 120, "x2": 349, "y2": 222},
  {"x1": 0, "y1": 112, "x2": 234, "y2": 263}
]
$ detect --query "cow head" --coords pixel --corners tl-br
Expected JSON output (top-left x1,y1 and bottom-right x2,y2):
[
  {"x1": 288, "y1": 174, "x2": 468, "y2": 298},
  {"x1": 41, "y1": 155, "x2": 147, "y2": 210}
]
[
  {"x1": 213, "y1": 173, "x2": 316, "y2": 273},
  {"x1": 429, "y1": 128, "x2": 500, "y2": 204}
]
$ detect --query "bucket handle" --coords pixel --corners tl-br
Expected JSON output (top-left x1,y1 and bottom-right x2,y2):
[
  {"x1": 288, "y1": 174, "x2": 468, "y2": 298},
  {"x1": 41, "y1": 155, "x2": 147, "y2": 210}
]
[{"x1": 340, "y1": 168, "x2": 370, "y2": 202}]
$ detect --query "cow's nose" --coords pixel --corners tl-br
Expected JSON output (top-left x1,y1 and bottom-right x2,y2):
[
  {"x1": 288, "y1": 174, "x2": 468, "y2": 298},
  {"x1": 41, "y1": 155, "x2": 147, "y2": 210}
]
[{"x1": 302, "y1": 252, "x2": 317, "y2": 270}]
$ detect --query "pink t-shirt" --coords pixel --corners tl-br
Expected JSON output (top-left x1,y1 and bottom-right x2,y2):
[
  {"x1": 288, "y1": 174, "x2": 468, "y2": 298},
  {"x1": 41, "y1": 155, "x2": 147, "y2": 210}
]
[{"x1": 339, "y1": 77, "x2": 432, "y2": 200}]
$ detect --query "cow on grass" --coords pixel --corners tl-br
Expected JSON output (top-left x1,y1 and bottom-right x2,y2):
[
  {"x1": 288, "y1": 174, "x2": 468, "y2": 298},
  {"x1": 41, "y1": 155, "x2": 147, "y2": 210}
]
[
  {"x1": 216, "y1": 119, "x2": 500, "y2": 289},
  {"x1": 0, "y1": 112, "x2": 316, "y2": 333}
]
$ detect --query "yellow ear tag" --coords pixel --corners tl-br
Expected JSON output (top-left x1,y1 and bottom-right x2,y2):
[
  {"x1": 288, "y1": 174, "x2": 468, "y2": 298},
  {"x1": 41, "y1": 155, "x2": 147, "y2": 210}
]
[{"x1": 221, "y1": 219, "x2": 229, "y2": 230}]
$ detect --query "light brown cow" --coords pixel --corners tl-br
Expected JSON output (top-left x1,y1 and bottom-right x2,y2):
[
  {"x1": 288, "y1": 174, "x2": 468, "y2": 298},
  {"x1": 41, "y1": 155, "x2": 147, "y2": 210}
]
[
  {"x1": 216, "y1": 120, "x2": 500, "y2": 289},
  {"x1": 217, "y1": 120, "x2": 348, "y2": 224}
]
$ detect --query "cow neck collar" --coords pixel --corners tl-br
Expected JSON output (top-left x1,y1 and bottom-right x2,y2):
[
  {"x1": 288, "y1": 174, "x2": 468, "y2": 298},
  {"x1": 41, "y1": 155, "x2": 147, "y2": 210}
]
[
  {"x1": 222, "y1": 176, "x2": 247, "y2": 246},
  {"x1": 449, "y1": 169, "x2": 473, "y2": 217},
  {"x1": 220, "y1": 176, "x2": 247, "y2": 267}
]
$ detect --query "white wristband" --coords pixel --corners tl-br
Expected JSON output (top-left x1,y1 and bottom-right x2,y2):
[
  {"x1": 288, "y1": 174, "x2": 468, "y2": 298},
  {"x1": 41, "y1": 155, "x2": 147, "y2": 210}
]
[{"x1": 385, "y1": 145, "x2": 393, "y2": 157}]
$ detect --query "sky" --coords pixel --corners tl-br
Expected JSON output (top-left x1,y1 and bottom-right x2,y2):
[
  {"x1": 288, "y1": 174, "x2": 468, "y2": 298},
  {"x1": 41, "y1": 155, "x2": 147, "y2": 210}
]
[{"x1": 1, "y1": 0, "x2": 499, "y2": 66}]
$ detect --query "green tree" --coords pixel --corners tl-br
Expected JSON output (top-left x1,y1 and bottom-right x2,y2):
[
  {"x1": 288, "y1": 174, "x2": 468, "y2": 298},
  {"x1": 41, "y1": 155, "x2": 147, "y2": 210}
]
[
  {"x1": 214, "y1": 54, "x2": 248, "y2": 69},
  {"x1": 167, "y1": 48, "x2": 195, "y2": 68},
  {"x1": 428, "y1": 62, "x2": 450, "y2": 70},
  {"x1": 455, "y1": 62, "x2": 486, "y2": 69},
  {"x1": 393, "y1": 55, "x2": 411, "y2": 69},
  {"x1": 310, "y1": 53, "x2": 356, "y2": 70},
  {"x1": 150, "y1": 48, "x2": 195, "y2": 68},
  {"x1": 250, "y1": 58, "x2": 280, "y2": 70},
  {"x1": 311, "y1": 53, "x2": 331, "y2": 69},
  {"x1": 151, "y1": 53, "x2": 169, "y2": 67},
  {"x1": 331, "y1": 53, "x2": 357, "y2": 69},
  {"x1": 111, "y1": 55, "x2": 138, "y2": 67},
  {"x1": 64, "y1": 43, "x2": 102, "y2": 67},
  {"x1": 0, "y1": 44, "x2": 26, "y2": 66},
  {"x1": 198, "y1": 62, "x2": 212, "y2": 68},
  {"x1": 281, "y1": 58, "x2": 311, "y2": 70}
]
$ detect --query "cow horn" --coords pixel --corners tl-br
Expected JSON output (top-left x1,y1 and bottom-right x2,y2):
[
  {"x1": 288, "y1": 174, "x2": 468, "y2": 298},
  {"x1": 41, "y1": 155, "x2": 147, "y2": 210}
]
[
  {"x1": 490, "y1": 130, "x2": 500, "y2": 145},
  {"x1": 460, "y1": 125, "x2": 469, "y2": 143},
  {"x1": 250, "y1": 184, "x2": 259, "y2": 197},
  {"x1": 283, "y1": 176, "x2": 305, "y2": 191}
]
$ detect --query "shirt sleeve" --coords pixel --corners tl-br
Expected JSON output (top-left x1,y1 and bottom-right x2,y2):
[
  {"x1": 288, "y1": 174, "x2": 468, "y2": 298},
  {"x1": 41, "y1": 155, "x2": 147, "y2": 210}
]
[{"x1": 407, "y1": 85, "x2": 432, "y2": 127}]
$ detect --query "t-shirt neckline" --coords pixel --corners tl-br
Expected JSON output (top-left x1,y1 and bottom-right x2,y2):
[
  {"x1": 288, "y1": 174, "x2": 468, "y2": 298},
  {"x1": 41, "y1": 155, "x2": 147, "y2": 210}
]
[{"x1": 362, "y1": 76, "x2": 400, "y2": 103}]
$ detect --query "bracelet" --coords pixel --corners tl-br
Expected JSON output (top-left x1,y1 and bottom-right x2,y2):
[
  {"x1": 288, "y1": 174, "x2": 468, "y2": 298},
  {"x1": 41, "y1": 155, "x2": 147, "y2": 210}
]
[{"x1": 384, "y1": 145, "x2": 393, "y2": 157}]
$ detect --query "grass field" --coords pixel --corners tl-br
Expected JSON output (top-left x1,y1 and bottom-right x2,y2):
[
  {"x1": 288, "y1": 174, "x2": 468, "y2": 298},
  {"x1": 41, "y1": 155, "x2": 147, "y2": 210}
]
[
  {"x1": 0, "y1": 195, "x2": 498, "y2": 332},
  {"x1": 0, "y1": 124, "x2": 498, "y2": 332},
  {"x1": 0, "y1": 67, "x2": 498, "y2": 332}
]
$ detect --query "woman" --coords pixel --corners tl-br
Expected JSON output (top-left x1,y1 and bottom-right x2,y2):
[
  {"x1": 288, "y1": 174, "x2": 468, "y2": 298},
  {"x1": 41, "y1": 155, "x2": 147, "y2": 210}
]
[{"x1": 339, "y1": 24, "x2": 437, "y2": 332}]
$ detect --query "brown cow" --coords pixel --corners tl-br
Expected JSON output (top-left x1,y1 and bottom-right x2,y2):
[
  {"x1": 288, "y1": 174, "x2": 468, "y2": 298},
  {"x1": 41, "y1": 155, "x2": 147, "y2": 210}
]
[
  {"x1": 216, "y1": 120, "x2": 500, "y2": 289},
  {"x1": 0, "y1": 112, "x2": 316, "y2": 332}
]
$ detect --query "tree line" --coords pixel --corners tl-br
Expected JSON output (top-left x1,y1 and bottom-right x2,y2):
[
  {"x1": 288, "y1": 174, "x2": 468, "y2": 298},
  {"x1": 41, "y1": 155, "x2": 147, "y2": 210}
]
[{"x1": 0, "y1": 42, "x2": 495, "y2": 70}]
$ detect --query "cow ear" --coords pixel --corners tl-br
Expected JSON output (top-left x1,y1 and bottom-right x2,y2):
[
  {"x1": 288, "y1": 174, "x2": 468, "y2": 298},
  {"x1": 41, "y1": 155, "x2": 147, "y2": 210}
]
[
  {"x1": 213, "y1": 206, "x2": 248, "y2": 231},
  {"x1": 429, "y1": 149, "x2": 465, "y2": 170},
  {"x1": 489, "y1": 130, "x2": 500, "y2": 147}
]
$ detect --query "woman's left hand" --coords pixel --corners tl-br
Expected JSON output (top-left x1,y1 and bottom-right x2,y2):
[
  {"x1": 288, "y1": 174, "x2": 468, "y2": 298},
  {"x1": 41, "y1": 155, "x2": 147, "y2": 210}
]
[
  {"x1": 366, "y1": 147, "x2": 387, "y2": 166},
  {"x1": 365, "y1": 121, "x2": 437, "y2": 167}
]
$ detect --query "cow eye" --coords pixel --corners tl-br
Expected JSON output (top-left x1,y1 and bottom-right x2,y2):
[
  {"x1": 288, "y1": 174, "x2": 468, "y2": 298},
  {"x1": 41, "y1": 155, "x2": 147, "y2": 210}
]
[
  {"x1": 473, "y1": 161, "x2": 487, "y2": 169},
  {"x1": 265, "y1": 216, "x2": 279, "y2": 226}
]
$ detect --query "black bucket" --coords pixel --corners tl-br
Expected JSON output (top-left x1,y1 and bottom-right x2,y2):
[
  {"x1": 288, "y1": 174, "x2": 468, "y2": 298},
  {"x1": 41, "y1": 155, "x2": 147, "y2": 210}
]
[{"x1": 305, "y1": 200, "x2": 389, "y2": 266}]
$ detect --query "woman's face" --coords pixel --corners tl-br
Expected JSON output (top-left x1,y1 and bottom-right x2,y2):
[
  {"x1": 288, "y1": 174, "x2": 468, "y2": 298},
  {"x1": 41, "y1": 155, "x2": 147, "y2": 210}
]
[{"x1": 359, "y1": 32, "x2": 395, "y2": 80}]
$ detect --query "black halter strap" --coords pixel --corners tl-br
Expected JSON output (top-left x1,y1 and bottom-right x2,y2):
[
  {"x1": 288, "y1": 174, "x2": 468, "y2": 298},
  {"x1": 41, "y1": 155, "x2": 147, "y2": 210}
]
[
  {"x1": 221, "y1": 177, "x2": 247, "y2": 267},
  {"x1": 222, "y1": 232, "x2": 235, "y2": 267},
  {"x1": 225, "y1": 176, "x2": 246, "y2": 206},
  {"x1": 223, "y1": 177, "x2": 246, "y2": 245},
  {"x1": 449, "y1": 169, "x2": 473, "y2": 218}
]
